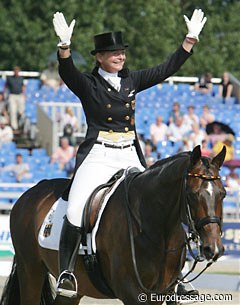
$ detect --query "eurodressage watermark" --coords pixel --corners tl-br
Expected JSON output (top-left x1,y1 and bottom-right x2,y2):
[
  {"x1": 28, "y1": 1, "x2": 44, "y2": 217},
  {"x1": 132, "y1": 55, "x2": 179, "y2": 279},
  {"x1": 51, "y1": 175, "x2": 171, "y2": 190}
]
[{"x1": 137, "y1": 292, "x2": 233, "y2": 303}]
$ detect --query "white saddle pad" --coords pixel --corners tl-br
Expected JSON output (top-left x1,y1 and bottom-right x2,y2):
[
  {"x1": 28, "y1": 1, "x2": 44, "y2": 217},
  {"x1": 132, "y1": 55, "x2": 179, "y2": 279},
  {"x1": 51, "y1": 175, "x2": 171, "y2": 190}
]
[{"x1": 38, "y1": 170, "x2": 127, "y2": 253}]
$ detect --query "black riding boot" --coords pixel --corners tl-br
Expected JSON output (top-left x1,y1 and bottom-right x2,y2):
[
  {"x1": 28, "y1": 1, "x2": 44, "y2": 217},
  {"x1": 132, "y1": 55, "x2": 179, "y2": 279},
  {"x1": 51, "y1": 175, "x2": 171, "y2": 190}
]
[
  {"x1": 176, "y1": 282, "x2": 199, "y2": 296},
  {"x1": 56, "y1": 217, "x2": 83, "y2": 298},
  {"x1": 166, "y1": 280, "x2": 199, "y2": 305}
]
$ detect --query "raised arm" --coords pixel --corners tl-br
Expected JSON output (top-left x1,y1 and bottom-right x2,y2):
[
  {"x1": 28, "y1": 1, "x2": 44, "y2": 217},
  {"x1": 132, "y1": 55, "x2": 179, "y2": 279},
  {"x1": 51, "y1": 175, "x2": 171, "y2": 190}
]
[
  {"x1": 182, "y1": 9, "x2": 207, "y2": 52},
  {"x1": 53, "y1": 12, "x2": 75, "y2": 58}
]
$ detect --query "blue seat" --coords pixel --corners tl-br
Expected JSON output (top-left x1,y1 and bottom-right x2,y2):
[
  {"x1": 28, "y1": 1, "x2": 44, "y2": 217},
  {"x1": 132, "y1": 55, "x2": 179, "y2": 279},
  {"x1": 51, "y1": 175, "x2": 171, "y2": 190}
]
[
  {"x1": 26, "y1": 79, "x2": 40, "y2": 93},
  {"x1": 32, "y1": 172, "x2": 47, "y2": 183},
  {"x1": 0, "y1": 172, "x2": 16, "y2": 183},
  {"x1": 0, "y1": 78, "x2": 6, "y2": 91},
  {"x1": 1, "y1": 142, "x2": 17, "y2": 151},
  {"x1": 46, "y1": 170, "x2": 67, "y2": 179},
  {"x1": 16, "y1": 148, "x2": 30, "y2": 157},
  {"x1": 31, "y1": 148, "x2": 48, "y2": 157}
]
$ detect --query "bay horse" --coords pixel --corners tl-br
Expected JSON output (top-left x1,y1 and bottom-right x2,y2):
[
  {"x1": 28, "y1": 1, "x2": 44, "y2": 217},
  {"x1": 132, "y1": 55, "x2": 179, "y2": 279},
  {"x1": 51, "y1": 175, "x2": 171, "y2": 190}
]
[{"x1": 0, "y1": 145, "x2": 226, "y2": 305}]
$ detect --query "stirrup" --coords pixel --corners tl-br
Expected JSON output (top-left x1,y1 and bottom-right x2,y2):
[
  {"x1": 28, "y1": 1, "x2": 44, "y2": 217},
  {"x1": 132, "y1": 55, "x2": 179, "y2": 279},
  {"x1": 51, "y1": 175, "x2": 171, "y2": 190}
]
[
  {"x1": 56, "y1": 270, "x2": 78, "y2": 298},
  {"x1": 174, "y1": 281, "x2": 199, "y2": 304}
]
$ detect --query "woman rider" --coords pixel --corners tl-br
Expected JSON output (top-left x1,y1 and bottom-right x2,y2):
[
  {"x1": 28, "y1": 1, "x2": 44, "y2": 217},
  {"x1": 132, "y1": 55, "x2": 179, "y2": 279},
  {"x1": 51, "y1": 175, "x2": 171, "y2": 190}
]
[{"x1": 53, "y1": 9, "x2": 207, "y2": 298}]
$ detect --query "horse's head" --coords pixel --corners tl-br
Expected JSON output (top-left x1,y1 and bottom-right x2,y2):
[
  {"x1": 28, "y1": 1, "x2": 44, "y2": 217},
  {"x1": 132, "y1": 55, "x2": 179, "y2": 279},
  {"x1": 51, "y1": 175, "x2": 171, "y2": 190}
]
[{"x1": 186, "y1": 145, "x2": 226, "y2": 261}]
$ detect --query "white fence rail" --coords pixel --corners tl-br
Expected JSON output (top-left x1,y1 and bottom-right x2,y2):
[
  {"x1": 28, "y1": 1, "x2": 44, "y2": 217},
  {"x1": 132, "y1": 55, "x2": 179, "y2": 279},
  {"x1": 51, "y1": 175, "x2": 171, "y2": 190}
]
[{"x1": 37, "y1": 102, "x2": 86, "y2": 155}]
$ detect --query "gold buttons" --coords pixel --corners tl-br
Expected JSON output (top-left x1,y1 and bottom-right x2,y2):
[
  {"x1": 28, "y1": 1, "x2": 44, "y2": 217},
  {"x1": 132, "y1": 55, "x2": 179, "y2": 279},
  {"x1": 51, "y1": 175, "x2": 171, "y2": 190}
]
[
  {"x1": 125, "y1": 127, "x2": 129, "y2": 132},
  {"x1": 125, "y1": 115, "x2": 130, "y2": 121},
  {"x1": 125, "y1": 103, "x2": 130, "y2": 108},
  {"x1": 131, "y1": 116, "x2": 135, "y2": 125},
  {"x1": 107, "y1": 117, "x2": 112, "y2": 121},
  {"x1": 131, "y1": 100, "x2": 135, "y2": 110},
  {"x1": 106, "y1": 103, "x2": 112, "y2": 108}
]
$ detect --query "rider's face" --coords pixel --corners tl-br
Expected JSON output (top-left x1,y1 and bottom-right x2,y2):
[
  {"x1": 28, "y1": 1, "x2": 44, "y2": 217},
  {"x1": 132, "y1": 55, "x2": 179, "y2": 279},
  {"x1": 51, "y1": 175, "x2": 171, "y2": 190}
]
[{"x1": 96, "y1": 50, "x2": 126, "y2": 73}]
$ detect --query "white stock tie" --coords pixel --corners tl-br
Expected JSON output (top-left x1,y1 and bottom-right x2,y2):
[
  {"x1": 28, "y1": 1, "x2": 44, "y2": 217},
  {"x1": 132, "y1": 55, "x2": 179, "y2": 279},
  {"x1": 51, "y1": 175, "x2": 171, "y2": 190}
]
[{"x1": 107, "y1": 78, "x2": 121, "y2": 92}]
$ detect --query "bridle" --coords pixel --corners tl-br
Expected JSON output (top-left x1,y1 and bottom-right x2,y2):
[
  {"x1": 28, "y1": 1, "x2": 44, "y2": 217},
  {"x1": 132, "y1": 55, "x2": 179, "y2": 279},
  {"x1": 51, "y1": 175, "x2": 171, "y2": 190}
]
[
  {"x1": 123, "y1": 167, "x2": 223, "y2": 293},
  {"x1": 186, "y1": 172, "x2": 222, "y2": 239},
  {"x1": 179, "y1": 171, "x2": 223, "y2": 284}
]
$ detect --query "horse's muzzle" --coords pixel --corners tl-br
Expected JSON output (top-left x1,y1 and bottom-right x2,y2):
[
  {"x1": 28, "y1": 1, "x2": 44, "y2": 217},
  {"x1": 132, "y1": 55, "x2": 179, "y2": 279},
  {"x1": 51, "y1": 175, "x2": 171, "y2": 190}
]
[
  {"x1": 202, "y1": 243, "x2": 224, "y2": 261},
  {"x1": 200, "y1": 223, "x2": 224, "y2": 261}
]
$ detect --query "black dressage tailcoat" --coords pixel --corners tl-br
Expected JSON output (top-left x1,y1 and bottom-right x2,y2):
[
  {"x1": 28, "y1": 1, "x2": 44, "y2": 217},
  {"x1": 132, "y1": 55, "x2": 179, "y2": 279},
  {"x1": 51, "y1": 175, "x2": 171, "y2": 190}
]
[{"x1": 58, "y1": 45, "x2": 192, "y2": 174}]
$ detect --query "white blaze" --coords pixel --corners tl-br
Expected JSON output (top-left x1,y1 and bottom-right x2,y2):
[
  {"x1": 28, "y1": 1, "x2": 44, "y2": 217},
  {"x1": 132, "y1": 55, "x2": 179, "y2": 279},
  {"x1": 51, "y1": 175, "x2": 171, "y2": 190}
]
[{"x1": 206, "y1": 182, "x2": 214, "y2": 196}]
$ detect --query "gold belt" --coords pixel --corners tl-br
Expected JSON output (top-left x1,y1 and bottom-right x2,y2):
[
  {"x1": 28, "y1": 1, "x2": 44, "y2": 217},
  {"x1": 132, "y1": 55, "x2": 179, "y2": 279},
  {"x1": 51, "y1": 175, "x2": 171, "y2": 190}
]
[{"x1": 98, "y1": 130, "x2": 135, "y2": 142}]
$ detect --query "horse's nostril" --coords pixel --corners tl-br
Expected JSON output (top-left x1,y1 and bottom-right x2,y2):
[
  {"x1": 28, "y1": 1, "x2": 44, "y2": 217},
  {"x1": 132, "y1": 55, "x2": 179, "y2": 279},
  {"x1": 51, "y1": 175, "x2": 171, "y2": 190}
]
[{"x1": 203, "y1": 245, "x2": 214, "y2": 259}]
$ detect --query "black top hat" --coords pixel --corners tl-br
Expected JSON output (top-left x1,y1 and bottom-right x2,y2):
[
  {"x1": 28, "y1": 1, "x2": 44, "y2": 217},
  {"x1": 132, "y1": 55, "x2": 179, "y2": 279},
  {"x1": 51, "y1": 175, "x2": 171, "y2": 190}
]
[{"x1": 90, "y1": 31, "x2": 128, "y2": 55}]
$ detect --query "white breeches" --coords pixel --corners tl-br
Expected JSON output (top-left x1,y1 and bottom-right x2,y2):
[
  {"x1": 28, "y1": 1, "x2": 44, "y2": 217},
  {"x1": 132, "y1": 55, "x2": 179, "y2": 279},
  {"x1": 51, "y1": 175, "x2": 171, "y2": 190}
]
[{"x1": 66, "y1": 143, "x2": 145, "y2": 227}]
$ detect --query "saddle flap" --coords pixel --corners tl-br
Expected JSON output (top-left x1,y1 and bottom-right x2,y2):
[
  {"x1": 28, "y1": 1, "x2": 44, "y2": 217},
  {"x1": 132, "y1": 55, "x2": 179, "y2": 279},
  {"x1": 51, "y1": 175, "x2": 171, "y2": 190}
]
[
  {"x1": 84, "y1": 187, "x2": 109, "y2": 232},
  {"x1": 83, "y1": 169, "x2": 125, "y2": 233}
]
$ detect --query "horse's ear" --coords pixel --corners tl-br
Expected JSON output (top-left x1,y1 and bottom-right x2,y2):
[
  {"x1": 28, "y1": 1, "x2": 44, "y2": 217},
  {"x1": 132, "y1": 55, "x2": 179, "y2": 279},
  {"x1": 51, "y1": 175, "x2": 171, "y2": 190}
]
[
  {"x1": 191, "y1": 145, "x2": 202, "y2": 166},
  {"x1": 212, "y1": 146, "x2": 226, "y2": 169}
]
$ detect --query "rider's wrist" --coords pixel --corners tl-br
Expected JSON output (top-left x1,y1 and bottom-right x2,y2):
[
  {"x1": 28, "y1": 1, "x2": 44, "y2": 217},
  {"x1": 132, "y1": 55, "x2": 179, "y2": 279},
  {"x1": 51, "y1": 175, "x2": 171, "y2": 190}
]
[{"x1": 59, "y1": 46, "x2": 70, "y2": 50}]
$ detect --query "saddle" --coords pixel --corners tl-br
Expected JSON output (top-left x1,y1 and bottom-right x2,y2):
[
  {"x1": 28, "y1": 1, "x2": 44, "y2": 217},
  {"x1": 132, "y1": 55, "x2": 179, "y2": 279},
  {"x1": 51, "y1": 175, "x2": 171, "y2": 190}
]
[
  {"x1": 83, "y1": 169, "x2": 124, "y2": 234},
  {"x1": 81, "y1": 167, "x2": 141, "y2": 298}
]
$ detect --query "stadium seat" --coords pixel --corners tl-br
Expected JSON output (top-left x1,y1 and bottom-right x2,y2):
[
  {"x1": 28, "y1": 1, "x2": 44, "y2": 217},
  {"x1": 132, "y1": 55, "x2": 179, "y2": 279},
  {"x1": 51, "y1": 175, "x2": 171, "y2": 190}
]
[
  {"x1": 31, "y1": 148, "x2": 48, "y2": 157},
  {"x1": 0, "y1": 78, "x2": 6, "y2": 91},
  {"x1": 1, "y1": 142, "x2": 17, "y2": 151}
]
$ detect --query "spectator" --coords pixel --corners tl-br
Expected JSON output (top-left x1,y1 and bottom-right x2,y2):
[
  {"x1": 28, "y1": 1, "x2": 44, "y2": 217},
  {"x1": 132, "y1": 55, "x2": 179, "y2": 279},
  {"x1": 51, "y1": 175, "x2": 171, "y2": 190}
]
[
  {"x1": 0, "y1": 153, "x2": 32, "y2": 182},
  {"x1": 62, "y1": 106, "x2": 79, "y2": 131},
  {"x1": 199, "y1": 104, "x2": 215, "y2": 129},
  {"x1": 212, "y1": 134, "x2": 235, "y2": 161},
  {"x1": 40, "y1": 61, "x2": 61, "y2": 91},
  {"x1": 208, "y1": 123, "x2": 226, "y2": 146},
  {"x1": 62, "y1": 106, "x2": 79, "y2": 146},
  {"x1": 144, "y1": 140, "x2": 157, "y2": 167},
  {"x1": 218, "y1": 71, "x2": 233, "y2": 101},
  {"x1": 183, "y1": 105, "x2": 199, "y2": 130},
  {"x1": 64, "y1": 146, "x2": 78, "y2": 177},
  {"x1": 225, "y1": 168, "x2": 240, "y2": 189},
  {"x1": 168, "y1": 116, "x2": 190, "y2": 143},
  {"x1": 200, "y1": 139, "x2": 211, "y2": 157},
  {"x1": 50, "y1": 137, "x2": 75, "y2": 170},
  {"x1": 0, "y1": 116, "x2": 14, "y2": 146},
  {"x1": 178, "y1": 137, "x2": 192, "y2": 152},
  {"x1": 168, "y1": 101, "x2": 183, "y2": 124},
  {"x1": 0, "y1": 92, "x2": 10, "y2": 124},
  {"x1": 5, "y1": 66, "x2": 26, "y2": 131},
  {"x1": 188, "y1": 123, "x2": 207, "y2": 149},
  {"x1": 194, "y1": 72, "x2": 213, "y2": 95},
  {"x1": 149, "y1": 115, "x2": 168, "y2": 145}
]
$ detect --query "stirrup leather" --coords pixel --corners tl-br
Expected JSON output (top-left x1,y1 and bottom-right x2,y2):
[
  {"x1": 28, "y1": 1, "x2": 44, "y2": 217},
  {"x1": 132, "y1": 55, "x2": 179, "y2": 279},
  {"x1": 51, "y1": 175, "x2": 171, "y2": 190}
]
[{"x1": 56, "y1": 270, "x2": 78, "y2": 298}]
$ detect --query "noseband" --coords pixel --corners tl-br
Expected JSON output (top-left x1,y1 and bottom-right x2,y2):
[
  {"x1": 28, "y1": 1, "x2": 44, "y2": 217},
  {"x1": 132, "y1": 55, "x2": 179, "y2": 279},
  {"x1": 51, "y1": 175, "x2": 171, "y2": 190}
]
[{"x1": 186, "y1": 172, "x2": 222, "y2": 238}]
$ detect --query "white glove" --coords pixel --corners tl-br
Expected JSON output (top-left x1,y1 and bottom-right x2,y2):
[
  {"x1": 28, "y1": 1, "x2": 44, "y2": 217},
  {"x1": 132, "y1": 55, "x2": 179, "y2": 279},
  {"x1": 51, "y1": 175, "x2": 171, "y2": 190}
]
[
  {"x1": 184, "y1": 9, "x2": 207, "y2": 41},
  {"x1": 53, "y1": 12, "x2": 75, "y2": 47}
]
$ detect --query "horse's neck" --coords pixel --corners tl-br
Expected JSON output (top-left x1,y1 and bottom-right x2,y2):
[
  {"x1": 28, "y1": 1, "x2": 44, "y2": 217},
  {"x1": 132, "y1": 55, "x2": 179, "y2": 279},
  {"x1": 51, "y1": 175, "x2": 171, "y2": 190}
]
[{"x1": 130, "y1": 163, "x2": 187, "y2": 240}]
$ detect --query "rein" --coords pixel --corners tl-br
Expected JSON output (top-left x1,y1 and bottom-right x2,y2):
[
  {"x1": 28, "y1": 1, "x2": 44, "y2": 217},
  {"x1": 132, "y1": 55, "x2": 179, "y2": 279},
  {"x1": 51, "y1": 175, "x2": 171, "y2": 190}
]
[
  {"x1": 123, "y1": 169, "x2": 178, "y2": 294},
  {"x1": 123, "y1": 167, "x2": 223, "y2": 294}
]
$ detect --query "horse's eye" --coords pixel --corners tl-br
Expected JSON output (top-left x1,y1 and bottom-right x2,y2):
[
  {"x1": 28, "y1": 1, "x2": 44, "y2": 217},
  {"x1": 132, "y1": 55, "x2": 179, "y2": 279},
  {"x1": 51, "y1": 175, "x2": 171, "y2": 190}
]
[{"x1": 221, "y1": 190, "x2": 226, "y2": 199}]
